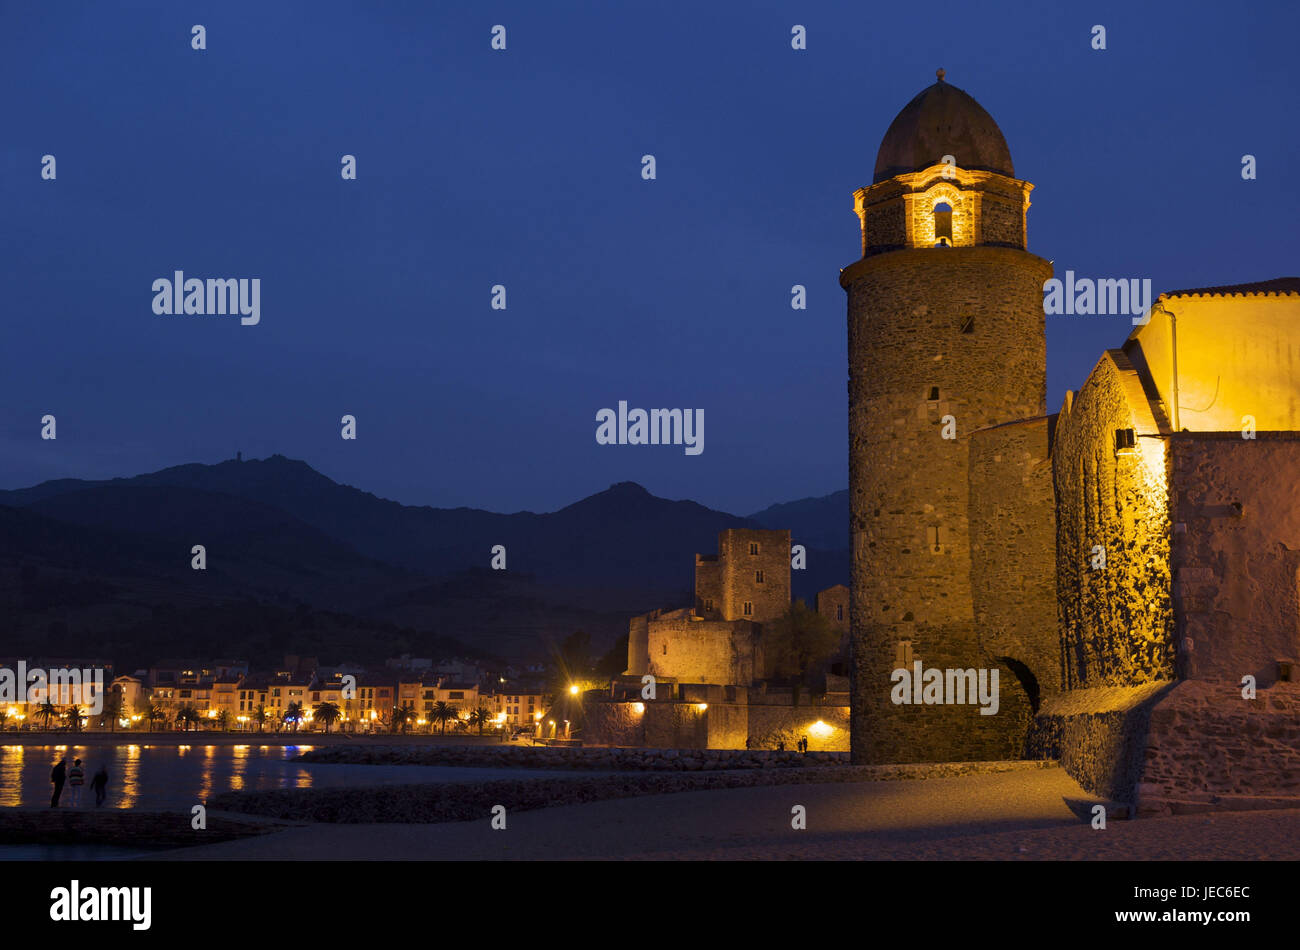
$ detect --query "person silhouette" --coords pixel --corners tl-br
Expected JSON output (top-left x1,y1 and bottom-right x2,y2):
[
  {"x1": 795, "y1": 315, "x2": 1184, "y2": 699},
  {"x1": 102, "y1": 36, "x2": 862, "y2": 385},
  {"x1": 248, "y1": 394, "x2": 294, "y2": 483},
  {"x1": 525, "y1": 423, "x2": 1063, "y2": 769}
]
[
  {"x1": 90, "y1": 765, "x2": 109, "y2": 807},
  {"x1": 68, "y1": 759, "x2": 85, "y2": 806},
  {"x1": 50, "y1": 758, "x2": 67, "y2": 808}
]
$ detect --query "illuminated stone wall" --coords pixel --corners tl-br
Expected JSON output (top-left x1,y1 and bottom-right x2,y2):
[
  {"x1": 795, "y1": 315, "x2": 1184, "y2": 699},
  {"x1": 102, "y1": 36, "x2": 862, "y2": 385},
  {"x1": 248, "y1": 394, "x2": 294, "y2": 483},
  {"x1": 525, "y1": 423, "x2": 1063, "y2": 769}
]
[
  {"x1": 748, "y1": 703, "x2": 850, "y2": 751},
  {"x1": 1052, "y1": 350, "x2": 1175, "y2": 689},
  {"x1": 581, "y1": 699, "x2": 847, "y2": 751},
  {"x1": 643, "y1": 702, "x2": 707, "y2": 748},
  {"x1": 1034, "y1": 680, "x2": 1300, "y2": 808},
  {"x1": 647, "y1": 617, "x2": 761, "y2": 686},
  {"x1": 968, "y1": 415, "x2": 1060, "y2": 698},
  {"x1": 694, "y1": 555, "x2": 721, "y2": 618},
  {"x1": 705, "y1": 702, "x2": 748, "y2": 749},
  {"x1": 843, "y1": 243, "x2": 1051, "y2": 764},
  {"x1": 583, "y1": 700, "x2": 645, "y2": 747},
  {"x1": 716, "y1": 529, "x2": 791, "y2": 624},
  {"x1": 625, "y1": 608, "x2": 669, "y2": 676},
  {"x1": 1029, "y1": 682, "x2": 1170, "y2": 801}
]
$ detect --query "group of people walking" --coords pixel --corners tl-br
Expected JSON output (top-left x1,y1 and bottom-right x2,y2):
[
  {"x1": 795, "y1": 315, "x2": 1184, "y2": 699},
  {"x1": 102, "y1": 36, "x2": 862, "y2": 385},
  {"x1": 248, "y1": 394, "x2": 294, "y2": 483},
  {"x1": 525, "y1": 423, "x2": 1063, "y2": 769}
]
[{"x1": 49, "y1": 757, "x2": 109, "y2": 808}]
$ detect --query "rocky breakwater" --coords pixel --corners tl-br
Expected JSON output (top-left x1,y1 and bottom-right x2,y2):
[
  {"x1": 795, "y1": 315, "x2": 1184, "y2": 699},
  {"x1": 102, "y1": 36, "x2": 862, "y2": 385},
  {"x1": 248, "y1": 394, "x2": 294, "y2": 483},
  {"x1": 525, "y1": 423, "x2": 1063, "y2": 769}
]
[{"x1": 295, "y1": 744, "x2": 850, "y2": 770}]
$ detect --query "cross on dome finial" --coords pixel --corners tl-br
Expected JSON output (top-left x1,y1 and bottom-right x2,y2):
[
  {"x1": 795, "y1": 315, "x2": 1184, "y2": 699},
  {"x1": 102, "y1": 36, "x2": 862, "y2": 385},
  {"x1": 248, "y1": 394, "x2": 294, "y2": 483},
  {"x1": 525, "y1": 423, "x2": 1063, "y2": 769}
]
[{"x1": 936, "y1": 68, "x2": 946, "y2": 82}]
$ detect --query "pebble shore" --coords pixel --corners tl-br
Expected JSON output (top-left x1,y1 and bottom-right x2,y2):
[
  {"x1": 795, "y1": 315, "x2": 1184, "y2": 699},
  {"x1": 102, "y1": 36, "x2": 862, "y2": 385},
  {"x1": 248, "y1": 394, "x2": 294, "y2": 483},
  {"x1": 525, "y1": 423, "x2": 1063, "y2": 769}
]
[{"x1": 214, "y1": 753, "x2": 1058, "y2": 823}]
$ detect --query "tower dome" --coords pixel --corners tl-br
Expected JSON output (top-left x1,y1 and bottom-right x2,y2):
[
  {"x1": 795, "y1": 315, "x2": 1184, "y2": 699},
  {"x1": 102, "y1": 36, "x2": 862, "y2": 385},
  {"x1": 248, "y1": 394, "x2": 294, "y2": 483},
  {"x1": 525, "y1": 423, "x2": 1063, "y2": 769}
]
[{"x1": 872, "y1": 70, "x2": 1014, "y2": 184}]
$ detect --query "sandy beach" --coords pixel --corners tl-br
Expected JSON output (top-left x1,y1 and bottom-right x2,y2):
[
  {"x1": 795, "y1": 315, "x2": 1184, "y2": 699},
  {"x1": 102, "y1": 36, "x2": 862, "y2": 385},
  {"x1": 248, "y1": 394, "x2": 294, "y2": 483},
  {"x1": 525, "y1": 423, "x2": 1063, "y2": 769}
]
[{"x1": 145, "y1": 765, "x2": 1300, "y2": 861}]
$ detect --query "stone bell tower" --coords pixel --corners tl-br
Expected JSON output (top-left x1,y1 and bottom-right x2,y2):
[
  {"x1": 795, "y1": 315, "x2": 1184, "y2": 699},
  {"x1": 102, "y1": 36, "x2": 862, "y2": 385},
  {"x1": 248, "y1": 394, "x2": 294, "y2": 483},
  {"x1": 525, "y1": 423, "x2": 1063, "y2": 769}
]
[{"x1": 842, "y1": 70, "x2": 1053, "y2": 764}]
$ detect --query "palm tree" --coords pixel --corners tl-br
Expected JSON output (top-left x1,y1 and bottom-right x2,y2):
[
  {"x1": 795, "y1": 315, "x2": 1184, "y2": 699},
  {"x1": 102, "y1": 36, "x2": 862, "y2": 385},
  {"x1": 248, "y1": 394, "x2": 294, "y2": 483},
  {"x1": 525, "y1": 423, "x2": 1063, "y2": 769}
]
[
  {"x1": 313, "y1": 702, "x2": 341, "y2": 734},
  {"x1": 32, "y1": 699, "x2": 58, "y2": 730},
  {"x1": 63, "y1": 705, "x2": 84, "y2": 733},
  {"x1": 176, "y1": 705, "x2": 201, "y2": 732},
  {"x1": 0, "y1": 709, "x2": 9, "y2": 732},
  {"x1": 137, "y1": 701, "x2": 158, "y2": 732},
  {"x1": 251, "y1": 705, "x2": 268, "y2": 734},
  {"x1": 149, "y1": 704, "x2": 168, "y2": 732},
  {"x1": 431, "y1": 701, "x2": 459, "y2": 735},
  {"x1": 391, "y1": 703, "x2": 416, "y2": 735},
  {"x1": 283, "y1": 702, "x2": 304, "y2": 733},
  {"x1": 136, "y1": 698, "x2": 156, "y2": 732},
  {"x1": 101, "y1": 689, "x2": 122, "y2": 732},
  {"x1": 215, "y1": 709, "x2": 231, "y2": 731},
  {"x1": 468, "y1": 706, "x2": 492, "y2": 735}
]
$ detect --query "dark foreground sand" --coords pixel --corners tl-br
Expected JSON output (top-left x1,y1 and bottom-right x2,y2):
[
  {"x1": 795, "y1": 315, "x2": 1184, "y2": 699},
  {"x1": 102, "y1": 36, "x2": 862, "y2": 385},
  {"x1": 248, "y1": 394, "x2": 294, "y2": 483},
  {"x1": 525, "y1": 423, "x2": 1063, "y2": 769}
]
[{"x1": 147, "y1": 766, "x2": 1300, "y2": 860}]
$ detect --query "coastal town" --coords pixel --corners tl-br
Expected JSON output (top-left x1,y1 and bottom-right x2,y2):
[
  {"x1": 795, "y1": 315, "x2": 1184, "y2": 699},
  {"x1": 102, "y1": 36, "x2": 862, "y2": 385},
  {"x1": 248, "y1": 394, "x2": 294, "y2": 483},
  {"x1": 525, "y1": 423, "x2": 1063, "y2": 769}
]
[{"x1": 0, "y1": 654, "x2": 550, "y2": 738}]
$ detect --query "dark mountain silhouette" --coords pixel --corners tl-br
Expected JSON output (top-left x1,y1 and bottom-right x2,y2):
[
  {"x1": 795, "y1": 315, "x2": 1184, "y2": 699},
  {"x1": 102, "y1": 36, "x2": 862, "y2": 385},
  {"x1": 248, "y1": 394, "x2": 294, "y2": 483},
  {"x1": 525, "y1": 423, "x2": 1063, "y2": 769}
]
[
  {"x1": 0, "y1": 457, "x2": 849, "y2": 661},
  {"x1": 747, "y1": 490, "x2": 849, "y2": 551},
  {"x1": 15, "y1": 484, "x2": 425, "y2": 612},
  {"x1": 1, "y1": 458, "x2": 767, "y2": 597}
]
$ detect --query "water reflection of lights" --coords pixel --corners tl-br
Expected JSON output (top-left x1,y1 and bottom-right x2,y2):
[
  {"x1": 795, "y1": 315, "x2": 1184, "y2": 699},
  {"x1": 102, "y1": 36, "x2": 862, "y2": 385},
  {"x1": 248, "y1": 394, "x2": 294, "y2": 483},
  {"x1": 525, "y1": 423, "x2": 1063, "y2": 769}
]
[
  {"x1": 0, "y1": 743, "x2": 334, "y2": 809},
  {"x1": 119, "y1": 744, "x2": 141, "y2": 808},
  {"x1": 0, "y1": 746, "x2": 26, "y2": 807},
  {"x1": 198, "y1": 745, "x2": 216, "y2": 803}
]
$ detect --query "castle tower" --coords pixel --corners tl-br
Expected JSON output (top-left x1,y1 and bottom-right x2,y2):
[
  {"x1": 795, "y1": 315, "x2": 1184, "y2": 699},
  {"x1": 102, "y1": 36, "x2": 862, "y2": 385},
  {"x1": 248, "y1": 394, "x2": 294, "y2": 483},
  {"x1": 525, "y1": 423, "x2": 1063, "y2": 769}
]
[{"x1": 841, "y1": 71, "x2": 1053, "y2": 763}]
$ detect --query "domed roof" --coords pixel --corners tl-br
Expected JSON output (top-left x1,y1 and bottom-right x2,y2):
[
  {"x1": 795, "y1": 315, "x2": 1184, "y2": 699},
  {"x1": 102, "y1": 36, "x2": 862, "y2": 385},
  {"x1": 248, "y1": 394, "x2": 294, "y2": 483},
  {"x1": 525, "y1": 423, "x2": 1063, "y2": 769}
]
[{"x1": 873, "y1": 70, "x2": 1014, "y2": 184}]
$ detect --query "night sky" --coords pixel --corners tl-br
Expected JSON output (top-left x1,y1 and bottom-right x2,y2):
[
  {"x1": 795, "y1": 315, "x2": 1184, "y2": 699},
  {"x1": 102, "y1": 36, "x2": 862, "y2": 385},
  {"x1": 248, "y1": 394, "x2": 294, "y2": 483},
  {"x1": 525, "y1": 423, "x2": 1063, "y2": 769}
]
[{"x1": 3, "y1": 0, "x2": 1295, "y2": 515}]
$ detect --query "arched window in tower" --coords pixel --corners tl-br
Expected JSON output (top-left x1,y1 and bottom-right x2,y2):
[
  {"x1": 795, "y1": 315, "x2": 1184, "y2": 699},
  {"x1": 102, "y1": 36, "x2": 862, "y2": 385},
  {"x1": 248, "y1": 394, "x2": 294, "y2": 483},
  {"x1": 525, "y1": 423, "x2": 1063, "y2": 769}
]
[{"x1": 933, "y1": 201, "x2": 953, "y2": 247}]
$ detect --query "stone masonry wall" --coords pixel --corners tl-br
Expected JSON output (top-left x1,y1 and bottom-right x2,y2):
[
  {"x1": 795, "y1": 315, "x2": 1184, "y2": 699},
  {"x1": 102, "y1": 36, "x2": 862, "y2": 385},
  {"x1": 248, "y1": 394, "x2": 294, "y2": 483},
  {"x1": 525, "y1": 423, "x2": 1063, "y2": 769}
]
[
  {"x1": 647, "y1": 617, "x2": 760, "y2": 686},
  {"x1": 816, "y1": 584, "x2": 850, "y2": 634},
  {"x1": 1052, "y1": 350, "x2": 1174, "y2": 689},
  {"x1": 625, "y1": 609, "x2": 667, "y2": 676},
  {"x1": 843, "y1": 244, "x2": 1052, "y2": 764},
  {"x1": 643, "y1": 702, "x2": 707, "y2": 749},
  {"x1": 1029, "y1": 682, "x2": 1171, "y2": 801},
  {"x1": 1137, "y1": 680, "x2": 1300, "y2": 810},
  {"x1": 583, "y1": 700, "x2": 848, "y2": 751},
  {"x1": 748, "y1": 703, "x2": 850, "y2": 751},
  {"x1": 1169, "y1": 434, "x2": 1300, "y2": 684},
  {"x1": 705, "y1": 702, "x2": 748, "y2": 749},
  {"x1": 718, "y1": 529, "x2": 791, "y2": 624},
  {"x1": 968, "y1": 415, "x2": 1060, "y2": 699},
  {"x1": 694, "y1": 555, "x2": 721, "y2": 619},
  {"x1": 583, "y1": 700, "x2": 646, "y2": 747}
]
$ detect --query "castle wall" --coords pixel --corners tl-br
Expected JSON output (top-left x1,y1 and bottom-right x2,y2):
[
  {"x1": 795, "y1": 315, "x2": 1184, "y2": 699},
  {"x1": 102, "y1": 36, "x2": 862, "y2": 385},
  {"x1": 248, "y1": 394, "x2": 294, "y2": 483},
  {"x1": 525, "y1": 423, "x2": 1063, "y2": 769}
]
[
  {"x1": 647, "y1": 618, "x2": 760, "y2": 686},
  {"x1": 643, "y1": 701, "x2": 707, "y2": 749},
  {"x1": 968, "y1": 416, "x2": 1060, "y2": 699},
  {"x1": 1169, "y1": 433, "x2": 1300, "y2": 684},
  {"x1": 1029, "y1": 682, "x2": 1170, "y2": 802},
  {"x1": 815, "y1": 584, "x2": 850, "y2": 633},
  {"x1": 717, "y1": 529, "x2": 790, "y2": 623},
  {"x1": 581, "y1": 699, "x2": 847, "y2": 751},
  {"x1": 583, "y1": 700, "x2": 646, "y2": 747},
  {"x1": 747, "y1": 703, "x2": 850, "y2": 751},
  {"x1": 694, "y1": 556, "x2": 721, "y2": 619},
  {"x1": 624, "y1": 609, "x2": 660, "y2": 676},
  {"x1": 706, "y1": 702, "x2": 748, "y2": 749},
  {"x1": 844, "y1": 245, "x2": 1051, "y2": 764},
  {"x1": 1137, "y1": 681, "x2": 1300, "y2": 810},
  {"x1": 1052, "y1": 350, "x2": 1175, "y2": 689}
]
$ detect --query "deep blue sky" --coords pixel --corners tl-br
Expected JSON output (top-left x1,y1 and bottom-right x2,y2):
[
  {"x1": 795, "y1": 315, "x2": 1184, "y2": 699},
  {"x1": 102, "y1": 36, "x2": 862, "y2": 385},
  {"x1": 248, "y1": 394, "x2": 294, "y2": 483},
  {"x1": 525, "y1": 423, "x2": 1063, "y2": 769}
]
[{"x1": 3, "y1": 0, "x2": 1296, "y2": 515}]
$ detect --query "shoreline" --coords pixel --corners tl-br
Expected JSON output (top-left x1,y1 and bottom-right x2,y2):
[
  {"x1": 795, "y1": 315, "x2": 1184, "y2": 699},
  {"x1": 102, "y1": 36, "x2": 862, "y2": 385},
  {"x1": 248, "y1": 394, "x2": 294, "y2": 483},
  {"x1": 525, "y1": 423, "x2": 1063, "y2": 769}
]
[
  {"x1": 209, "y1": 760, "x2": 1060, "y2": 824},
  {"x1": 0, "y1": 809, "x2": 286, "y2": 849},
  {"x1": 0, "y1": 732, "x2": 518, "y2": 747}
]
